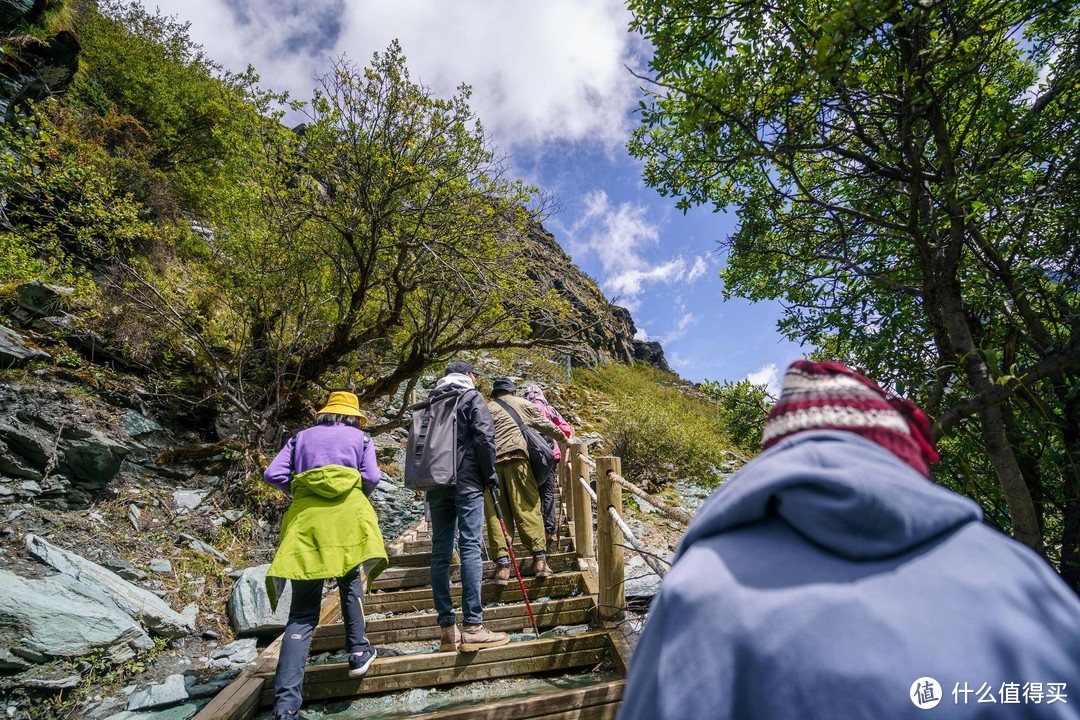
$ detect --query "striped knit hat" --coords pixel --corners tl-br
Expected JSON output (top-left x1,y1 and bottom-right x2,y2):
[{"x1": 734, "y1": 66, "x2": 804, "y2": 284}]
[{"x1": 762, "y1": 360, "x2": 940, "y2": 477}]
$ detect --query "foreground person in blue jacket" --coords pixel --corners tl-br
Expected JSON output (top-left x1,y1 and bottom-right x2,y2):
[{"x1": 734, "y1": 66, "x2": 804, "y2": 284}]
[{"x1": 619, "y1": 360, "x2": 1080, "y2": 720}]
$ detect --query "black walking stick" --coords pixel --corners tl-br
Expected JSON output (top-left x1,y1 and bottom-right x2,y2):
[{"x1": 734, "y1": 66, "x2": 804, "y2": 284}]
[{"x1": 488, "y1": 486, "x2": 541, "y2": 639}]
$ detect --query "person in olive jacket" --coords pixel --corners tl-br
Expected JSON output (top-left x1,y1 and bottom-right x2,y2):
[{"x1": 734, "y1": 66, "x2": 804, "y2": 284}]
[{"x1": 485, "y1": 377, "x2": 565, "y2": 583}]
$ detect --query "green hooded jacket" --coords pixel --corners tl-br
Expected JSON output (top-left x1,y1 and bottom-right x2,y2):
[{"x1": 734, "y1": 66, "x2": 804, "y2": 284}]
[{"x1": 265, "y1": 464, "x2": 387, "y2": 609}]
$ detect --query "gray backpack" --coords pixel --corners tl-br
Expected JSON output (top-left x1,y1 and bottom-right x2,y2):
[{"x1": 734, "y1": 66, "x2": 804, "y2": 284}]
[{"x1": 404, "y1": 387, "x2": 471, "y2": 491}]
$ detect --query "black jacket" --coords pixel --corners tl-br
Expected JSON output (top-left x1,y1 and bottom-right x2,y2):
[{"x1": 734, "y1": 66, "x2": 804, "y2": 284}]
[{"x1": 427, "y1": 376, "x2": 497, "y2": 494}]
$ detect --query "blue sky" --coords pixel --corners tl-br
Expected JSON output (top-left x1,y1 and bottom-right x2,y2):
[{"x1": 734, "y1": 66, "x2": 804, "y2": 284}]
[{"x1": 141, "y1": 0, "x2": 807, "y2": 390}]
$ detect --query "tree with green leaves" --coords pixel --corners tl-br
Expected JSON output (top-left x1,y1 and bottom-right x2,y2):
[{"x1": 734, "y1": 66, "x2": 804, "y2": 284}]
[
  {"x1": 628, "y1": 0, "x2": 1080, "y2": 586},
  {"x1": 110, "y1": 42, "x2": 565, "y2": 440}
]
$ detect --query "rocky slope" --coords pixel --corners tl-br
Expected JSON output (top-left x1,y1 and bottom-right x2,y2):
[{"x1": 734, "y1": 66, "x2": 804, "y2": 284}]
[{"x1": 520, "y1": 220, "x2": 671, "y2": 373}]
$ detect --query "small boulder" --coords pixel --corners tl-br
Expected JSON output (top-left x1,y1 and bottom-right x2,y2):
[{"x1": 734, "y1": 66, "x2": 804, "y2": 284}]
[
  {"x1": 126, "y1": 674, "x2": 188, "y2": 711},
  {"x1": 226, "y1": 564, "x2": 292, "y2": 637},
  {"x1": 0, "y1": 326, "x2": 49, "y2": 368},
  {"x1": 15, "y1": 280, "x2": 74, "y2": 319}
]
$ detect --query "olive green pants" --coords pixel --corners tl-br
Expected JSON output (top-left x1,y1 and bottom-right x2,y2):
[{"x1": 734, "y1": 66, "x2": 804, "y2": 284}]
[{"x1": 484, "y1": 458, "x2": 546, "y2": 560}]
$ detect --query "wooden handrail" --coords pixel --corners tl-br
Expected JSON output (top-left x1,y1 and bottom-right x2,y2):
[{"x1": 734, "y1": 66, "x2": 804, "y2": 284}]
[
  {"x1": 606, "y1": 506, "x2": 668, "y2": 579},
  {"x1": 606, "y1": 471, "x2": 693, "y2": 526}
]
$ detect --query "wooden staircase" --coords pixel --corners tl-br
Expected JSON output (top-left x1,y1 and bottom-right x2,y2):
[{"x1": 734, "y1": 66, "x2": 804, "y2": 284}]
[{"x1": 195, "y1": 498, "x2": 631, "y2": 719}]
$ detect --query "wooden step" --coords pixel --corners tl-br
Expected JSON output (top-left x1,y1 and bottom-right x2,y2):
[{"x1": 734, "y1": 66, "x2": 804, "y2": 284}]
[
  {"x1": 364, "y1": 572, "x2": 588, "y2": 615},
  {"x1": 310, "y1": 595, "x2": 596, "y2": 650},
  {"x1": 400, "y1": 528, "x2": 572, "y2": 555},
  {"x1": 402, "y1": 679, "x2": 626, "y2": 720},
  {"x1": 374, "y1": 551, "x2": 578, "y2": 591},
  {"x1": 255, "y1": 632, "x2": 617, "y2": 706}
]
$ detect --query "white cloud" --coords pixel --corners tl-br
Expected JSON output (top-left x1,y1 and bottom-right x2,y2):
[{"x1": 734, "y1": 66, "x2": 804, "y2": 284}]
[
  {"x1": 687, "y1": 255, "x2": 710, "y2": 282},
  {"x1": 608, "y1": 258, "x2": 687, "y2": 297},
  {"x1": 568, "y1": 189, "x2": 703, "y2": 302},
  {"x1": 746, "y1": 363, "x2": 781, "y2": 397},
  {"x1": 139, "y1": 0, "x2": 645, "y2": 152},
  {"x1": 634, "y1": 327, "x2": 649, "y2": 341},
  {"x1": 667, "y1": 351, "x2": 691, "y2": 370},
  {"x1": 659, "y1": 312, "x2": 697, "y2": 344}
]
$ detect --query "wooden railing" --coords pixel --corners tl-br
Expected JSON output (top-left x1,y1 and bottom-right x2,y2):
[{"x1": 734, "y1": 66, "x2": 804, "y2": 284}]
[{"x1": 559, "y1": 438, "x2": 682, "y2": 624}]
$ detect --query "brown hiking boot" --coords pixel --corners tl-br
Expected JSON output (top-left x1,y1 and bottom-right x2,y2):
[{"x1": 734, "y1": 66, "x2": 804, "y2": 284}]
[
  {"x1": 459, "y1": 624, "x2": 510, "y2": 652},
  {"x1": 439, "y1": 624, "x2": 461, "y2": 652},
  {"x1": 533, "y1": 555, "x2": 551, "y2": 579},
  {"x1": 494, "y1": 562, "x2": 511, "y2": 586}
]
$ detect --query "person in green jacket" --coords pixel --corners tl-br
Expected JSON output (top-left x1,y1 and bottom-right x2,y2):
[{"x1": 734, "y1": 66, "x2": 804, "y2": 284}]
[{"x1": 263, "y1": 391, "x2": 388, "y2": 720}]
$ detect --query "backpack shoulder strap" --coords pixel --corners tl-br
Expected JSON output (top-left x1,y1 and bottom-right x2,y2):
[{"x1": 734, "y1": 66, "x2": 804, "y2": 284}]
[{"x1": 494, "y1": 397, "x2": 528, "y2": 434}]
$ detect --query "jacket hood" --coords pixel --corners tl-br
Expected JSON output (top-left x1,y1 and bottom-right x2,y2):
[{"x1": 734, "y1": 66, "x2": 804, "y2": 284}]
[
  {"x1": 524, "y1": 385, "x2": 547, "y2": 405},
  {"x1": 292, "y1": 464, "x2": 362, "y2": 499},
  {"x1": 434, "y1": 373, "x2": 475, "y2": 392},
  {"x1": 678, "y1": 430, "x2": 983, "y2": 562}
]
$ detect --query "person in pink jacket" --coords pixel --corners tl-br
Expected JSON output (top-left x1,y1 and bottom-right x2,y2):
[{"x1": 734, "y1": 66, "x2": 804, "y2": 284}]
[{"x1": 523, "y1": 385, "x2": 573, "y2": 544}]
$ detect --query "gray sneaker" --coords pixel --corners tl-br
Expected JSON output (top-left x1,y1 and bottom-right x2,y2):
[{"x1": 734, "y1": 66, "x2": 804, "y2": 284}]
[{"x1": 459, "y1": 623, "x2": 510, "y2": 652}]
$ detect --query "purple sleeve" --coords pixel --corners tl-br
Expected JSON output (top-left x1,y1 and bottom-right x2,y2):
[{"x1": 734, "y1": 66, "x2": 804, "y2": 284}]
[
  {"x1": 263, "y1": 436, "x2": 296, "y2": 492},
  {"x1": 359, "y1": 433, "x2": 381, "y2": 496}
]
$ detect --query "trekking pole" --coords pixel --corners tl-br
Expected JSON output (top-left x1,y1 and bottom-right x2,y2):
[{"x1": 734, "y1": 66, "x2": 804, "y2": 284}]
[{"x1": 488, "y1": 487, "x2": 542, "y2": 639}]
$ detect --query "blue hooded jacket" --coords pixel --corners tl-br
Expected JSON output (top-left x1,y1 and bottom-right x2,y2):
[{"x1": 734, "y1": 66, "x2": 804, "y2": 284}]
[{"x1": 618, "y1": 430, "x2": 1080, "y2": 719}]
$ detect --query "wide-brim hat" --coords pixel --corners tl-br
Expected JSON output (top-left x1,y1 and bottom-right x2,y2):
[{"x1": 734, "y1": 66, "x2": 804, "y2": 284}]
[
  {"x1": 317, "y1": 391, "x2": 369, "y2": 425},
  {"x1": 491, "y1": 377, "x2": 518, "y2": 396}
]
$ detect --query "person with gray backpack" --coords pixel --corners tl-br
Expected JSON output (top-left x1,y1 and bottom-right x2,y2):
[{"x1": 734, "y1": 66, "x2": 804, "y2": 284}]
[{"x1": 406, "y1": 359, "x2": 509, "y2": 652}]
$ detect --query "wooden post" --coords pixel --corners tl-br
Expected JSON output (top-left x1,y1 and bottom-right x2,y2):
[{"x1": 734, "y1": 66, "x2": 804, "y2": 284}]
[
  {"x1": 559, "y1": 440, "x2": 573, "y2": 530},
  {"x1": 596, "y1": 456, "x2": 625, "y2": 623},
  {"x1": 571, "y1": 439, "x2": 594, "y2": 560}
]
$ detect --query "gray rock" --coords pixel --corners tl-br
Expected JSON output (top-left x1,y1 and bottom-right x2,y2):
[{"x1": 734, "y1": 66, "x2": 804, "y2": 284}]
[
  {"x1": 149, "y1": 559, "x2": 172, "y2": 574},
  {"x1": 172, "y1": 491, "x2": 207, "y2": 513},
  {"x1": 60, "y1": 431, "x2": 130, "y2": 488},
  {"x1": 0, "y1": 0, "x2": 39, "y2": 30},
  {"x1": 179, "y1": 533, "x2": 227, "y2": 563},
  {"x1": 0, "y1": 326, "x2": 50, "y2": 368},
  {"x1": 0, "y1": 568, "x2": 152, "y2": 664},
  {"x1": 0, "y1": 422, "x2": 48, "y2": 470},
  {"x1": 120, "y1": 411, "x2": 163, "y2": 440},
  {"x1": 15, "y1": 281, "x2": 73, "y2": 318},
  {"x1": 226, "y1": 564, "x2": 292, "y2": 637},
  {"x1": 25, "y1": 534, "x2": 195, "y2": 638},
  {"x1": 103, "y1": 701, "x2": 201, "y2": 720},
  {"x1": 209, "y1": 638, "x2": 256, "y2": 664},
  {"x1": 102, "y1": 560, "x2": 147, "y2": 583},
  {"x1": 0, "y1": 647, "x2": 31, "y2": 671},
  {"x1": 126, "y1": 674, "x2": 188, "y2": 711},
  {"x1": 0, "y1": 441, "x2": 42, "y2": 480},
  {"x1": 179, "y1": 604, "x2": 198, "y2": 628},
  {"x1": 16, "y1": 480, "x2": 41, "y2": 496},
  {"x1": 220, "y1": 509, "x2": 245, "y2": 524}
]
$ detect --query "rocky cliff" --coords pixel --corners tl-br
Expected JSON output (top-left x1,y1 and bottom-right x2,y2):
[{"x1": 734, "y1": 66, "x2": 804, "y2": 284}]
[{"x1": 519, "y1": 220, "x2": 670, "y2": 373}]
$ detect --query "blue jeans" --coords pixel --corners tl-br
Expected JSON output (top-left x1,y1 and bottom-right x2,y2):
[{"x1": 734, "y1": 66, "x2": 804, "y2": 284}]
[
  {"x1": 428, "y1": 485, "x2": 485, "y2": 627},
  {"x1": 273, "y1": 566, "x2": 370, "y2": 713}
]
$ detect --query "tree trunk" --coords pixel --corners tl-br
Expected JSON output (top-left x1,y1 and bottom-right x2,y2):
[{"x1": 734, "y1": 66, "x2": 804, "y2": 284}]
[{"x1": 938, "y1": 283, "x2": 1043, "y2": 553}]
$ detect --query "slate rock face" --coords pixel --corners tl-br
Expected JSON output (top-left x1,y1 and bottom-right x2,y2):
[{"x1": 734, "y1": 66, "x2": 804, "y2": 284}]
[
  {"x1": 0, "y1": 0, "x2": 44, "y2": 31},
  {"x1": 0, "y1": 29, "x2": 80, "y2": 124},
  {"x1": 0, "y1": 325, "x2": 50, "y2": 367},
  {"x1": 0, "y1": 568, "x2": 153, "y2": 665},
  {"x1": 518, "y1": 219, "x2": 671, "y2": 373},
  {"x1": 25, "y1": 534, "x2": 195, "y2": 638}
]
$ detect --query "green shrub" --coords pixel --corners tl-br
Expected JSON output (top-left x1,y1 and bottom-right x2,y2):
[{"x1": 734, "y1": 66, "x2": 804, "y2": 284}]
[
  {"x1": 574, "y1": 362, "x2": 733, "y2": 491},
  {"x1": 699, "y1": 377, "x2": 773, "y2": 456}
]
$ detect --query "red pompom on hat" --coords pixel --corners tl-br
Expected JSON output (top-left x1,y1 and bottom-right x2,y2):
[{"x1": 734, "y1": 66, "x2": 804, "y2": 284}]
[{"x1": 761, "y1": 360, "x2": 941, "y2": 477}]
